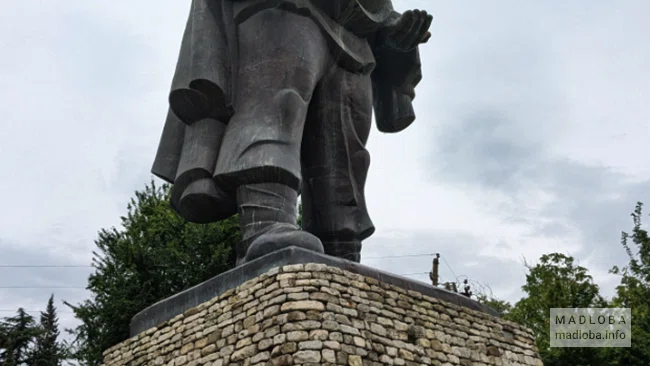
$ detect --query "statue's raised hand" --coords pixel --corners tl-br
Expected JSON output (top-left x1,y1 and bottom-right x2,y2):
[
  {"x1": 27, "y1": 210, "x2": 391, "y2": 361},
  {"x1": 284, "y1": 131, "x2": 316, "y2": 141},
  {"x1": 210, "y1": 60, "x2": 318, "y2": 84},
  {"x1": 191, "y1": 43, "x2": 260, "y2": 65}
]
[{"x1": 379, "y1": 9, "x2": 433, "y2": 52}]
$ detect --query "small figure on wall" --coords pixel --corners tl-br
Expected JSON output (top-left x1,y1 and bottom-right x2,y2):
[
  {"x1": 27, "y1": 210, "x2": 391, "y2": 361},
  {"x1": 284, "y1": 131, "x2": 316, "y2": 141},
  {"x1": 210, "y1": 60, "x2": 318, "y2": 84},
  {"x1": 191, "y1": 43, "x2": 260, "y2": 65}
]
[{"x1": 151, "y1": 0, "x2": 433, "y2": 266}]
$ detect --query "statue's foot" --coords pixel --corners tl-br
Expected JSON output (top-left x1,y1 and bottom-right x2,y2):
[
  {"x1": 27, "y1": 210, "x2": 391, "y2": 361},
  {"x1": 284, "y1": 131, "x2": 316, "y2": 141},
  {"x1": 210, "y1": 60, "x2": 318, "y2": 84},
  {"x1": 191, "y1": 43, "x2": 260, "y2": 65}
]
[
  {"x1": 323, "y1": 240, "x2": 362, "y2": 263},
  {"x1": 243, "y1": 223, "x2": 324, "y2": 263}
]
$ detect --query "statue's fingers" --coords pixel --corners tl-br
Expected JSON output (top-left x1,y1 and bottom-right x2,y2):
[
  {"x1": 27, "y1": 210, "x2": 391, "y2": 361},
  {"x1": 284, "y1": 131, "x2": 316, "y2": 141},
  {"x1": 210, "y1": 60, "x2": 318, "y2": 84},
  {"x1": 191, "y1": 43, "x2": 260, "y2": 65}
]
[
  {"x1": 422, "y1": 13, "x2": 433, "y2": 34},
  {"x1": 401, "y1": 10, "x2": 415, "y2": 24},
  {"x1": 420, "y1": 31, "x2": 432, "y2": 44},
  {"x1": 394, "y1": 10, "x2": 413, "y2": 34},
  {"x1": 418, "y1": 14, "x2": 433, "y2": 45},
  {"x1": 405, "y1": 10, "x2": 426, "y2": 49},
  {"x1": 408, "y1": 12, "x2": 432, "y2": 49},
  {"x1": 400, "y1": 9, "x2": 424, "y2": 47}
]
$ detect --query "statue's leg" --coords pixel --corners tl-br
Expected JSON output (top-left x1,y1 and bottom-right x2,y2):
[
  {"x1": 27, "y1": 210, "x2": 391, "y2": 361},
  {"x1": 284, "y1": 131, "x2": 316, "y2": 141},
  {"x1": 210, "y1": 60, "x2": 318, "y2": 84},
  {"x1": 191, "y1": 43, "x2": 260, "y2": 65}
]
[
  {"x1": 214, "y1": 8, "x2": 330, "y2": 266},
  {"x1": 300, "y1": 63, "x2": 376, "y2": 263}
]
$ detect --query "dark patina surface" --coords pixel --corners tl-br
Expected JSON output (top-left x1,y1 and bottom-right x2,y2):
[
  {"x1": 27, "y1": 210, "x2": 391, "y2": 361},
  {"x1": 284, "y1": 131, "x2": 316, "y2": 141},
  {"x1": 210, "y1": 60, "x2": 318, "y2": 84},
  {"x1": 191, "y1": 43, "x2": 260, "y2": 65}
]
[{"x1": 151, "y1": 0, "x2": 433, "y2": 265}]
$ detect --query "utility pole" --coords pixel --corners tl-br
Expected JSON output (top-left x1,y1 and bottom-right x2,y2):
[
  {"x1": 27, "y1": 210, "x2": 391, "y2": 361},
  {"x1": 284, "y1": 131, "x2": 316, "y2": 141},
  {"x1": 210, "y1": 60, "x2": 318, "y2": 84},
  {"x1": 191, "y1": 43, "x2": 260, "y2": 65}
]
[{"x1": 429, "y1": 253, "x2": 440, "y2": 286}]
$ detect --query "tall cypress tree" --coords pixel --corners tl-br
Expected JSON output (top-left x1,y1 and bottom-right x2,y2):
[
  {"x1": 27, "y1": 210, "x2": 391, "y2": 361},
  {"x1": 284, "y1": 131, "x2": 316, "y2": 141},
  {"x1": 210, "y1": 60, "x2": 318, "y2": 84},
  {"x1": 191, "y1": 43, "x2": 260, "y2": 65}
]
[{"x1": 31, "y1": 295, "x2": 64, "y2": 366}]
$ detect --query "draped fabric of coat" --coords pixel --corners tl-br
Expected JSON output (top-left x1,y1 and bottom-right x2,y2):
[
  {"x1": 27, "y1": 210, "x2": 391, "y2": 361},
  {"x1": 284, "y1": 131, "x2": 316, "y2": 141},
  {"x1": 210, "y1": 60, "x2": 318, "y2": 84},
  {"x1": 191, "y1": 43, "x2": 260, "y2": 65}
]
[{"x1": 151, "y1": 0, "x2": 424, "y2": 222}]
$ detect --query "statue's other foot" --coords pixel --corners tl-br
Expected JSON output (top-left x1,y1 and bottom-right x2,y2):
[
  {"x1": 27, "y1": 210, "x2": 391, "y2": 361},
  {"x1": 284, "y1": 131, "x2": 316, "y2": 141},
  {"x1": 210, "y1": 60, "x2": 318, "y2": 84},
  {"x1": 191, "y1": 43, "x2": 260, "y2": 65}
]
[
  {"x1": 323, "y1": 240, "x2": 362, "y2": 263},
  {"x1": 243, "y1": 223, "x2": 324, "y2": 263}
]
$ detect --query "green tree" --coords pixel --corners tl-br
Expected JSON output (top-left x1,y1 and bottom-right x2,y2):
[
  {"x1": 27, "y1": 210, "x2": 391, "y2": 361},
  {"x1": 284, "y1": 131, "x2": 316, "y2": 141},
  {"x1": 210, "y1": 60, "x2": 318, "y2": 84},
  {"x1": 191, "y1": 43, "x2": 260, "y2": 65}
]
[
  {"x1": 508, "y1": 253, "x2": 607, "y2": 366},
  {"x1": 605, "y1": 202, "x2": 650, "y2": 365},
  {"x1": 0, "y1": 308, "x2": 39, "y2": 366},
  {"x1": 30, "y1": 295, "x2": 65, "y2": 366},
  {"x1": 0, "y1": 323, "x2": 6, "y2": 362},
  {"x1": 65, "y1": 180, "x2": 240, "y2": 366},
  {"x1": 476, "y1": 294, "x2": 512, "y2": 316}
]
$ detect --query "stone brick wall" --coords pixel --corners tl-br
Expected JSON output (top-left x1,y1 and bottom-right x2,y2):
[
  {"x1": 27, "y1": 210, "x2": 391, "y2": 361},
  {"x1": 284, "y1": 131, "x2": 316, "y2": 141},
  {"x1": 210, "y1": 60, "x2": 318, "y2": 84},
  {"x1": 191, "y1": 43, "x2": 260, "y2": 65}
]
[{"x1": 102, "y1": 263, "x2": 543, "y2": 366}]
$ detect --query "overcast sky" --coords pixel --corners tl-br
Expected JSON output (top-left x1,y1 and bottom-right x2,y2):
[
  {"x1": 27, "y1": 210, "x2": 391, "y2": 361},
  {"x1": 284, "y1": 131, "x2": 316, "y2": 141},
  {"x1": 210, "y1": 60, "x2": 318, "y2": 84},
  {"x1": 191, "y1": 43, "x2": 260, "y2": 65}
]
[{"x1": 1, "y1": 0, "x2": 649, "y2": 341}]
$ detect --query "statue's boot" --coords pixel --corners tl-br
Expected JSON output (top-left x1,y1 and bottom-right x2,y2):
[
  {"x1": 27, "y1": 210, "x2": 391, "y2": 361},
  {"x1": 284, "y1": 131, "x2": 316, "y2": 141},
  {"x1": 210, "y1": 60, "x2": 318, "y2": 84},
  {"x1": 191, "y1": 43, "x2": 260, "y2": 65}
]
[
  {"x1": 317, "y1": 229, "x2": 362, "y2": 263},
  {"x1": 323, "y1": 240, "x2": 362, "y2": 263},
  {"x1": 235, "y1": 183, "x2": 324, "y2": 266}
]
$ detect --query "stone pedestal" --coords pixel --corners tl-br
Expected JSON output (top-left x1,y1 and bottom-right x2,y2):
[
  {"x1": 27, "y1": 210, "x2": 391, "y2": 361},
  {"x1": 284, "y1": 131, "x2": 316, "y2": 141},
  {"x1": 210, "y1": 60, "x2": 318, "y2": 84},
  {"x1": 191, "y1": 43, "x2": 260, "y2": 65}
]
[{"x1": 101, "y1": 247, "x2": 543, "y2": 366}]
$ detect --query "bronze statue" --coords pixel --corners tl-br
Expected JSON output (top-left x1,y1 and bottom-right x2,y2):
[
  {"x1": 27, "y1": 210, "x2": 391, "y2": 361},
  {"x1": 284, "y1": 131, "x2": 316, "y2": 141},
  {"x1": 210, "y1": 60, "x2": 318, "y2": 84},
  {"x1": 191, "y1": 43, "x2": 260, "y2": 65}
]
[{"x1": 151, "y1": 0, "x2": 432, "y2": 266}]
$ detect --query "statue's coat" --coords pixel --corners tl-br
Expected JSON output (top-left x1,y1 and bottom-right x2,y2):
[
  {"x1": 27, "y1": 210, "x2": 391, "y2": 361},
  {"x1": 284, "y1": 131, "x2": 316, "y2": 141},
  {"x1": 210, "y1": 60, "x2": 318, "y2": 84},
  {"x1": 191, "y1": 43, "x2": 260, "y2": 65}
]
[{"x1": 152, "y1": 0, "x2": 423, "y2": 222}]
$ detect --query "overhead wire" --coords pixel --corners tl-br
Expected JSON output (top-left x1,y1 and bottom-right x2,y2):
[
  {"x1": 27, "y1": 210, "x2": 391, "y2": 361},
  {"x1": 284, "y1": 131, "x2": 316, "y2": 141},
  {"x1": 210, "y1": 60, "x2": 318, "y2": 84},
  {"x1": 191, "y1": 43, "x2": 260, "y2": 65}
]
[
  {"x1": 439, "y1": 254, "x2": 460, "y2": 283},
  {"x1": 0, "y1": 265, "x2": 90, "y2": 268},
  {"x1": 0, "y1": 286, "x2": 86, "y2": 289},
  {"x1": 0, "y1": 252, "x2": 438, "y2": 268},
  {"x1": 0, "y1": 309, "x2": 74, "y2": 314},
  {"x1": 0, "y1": 254, "x2": 438, "y2": 313}
]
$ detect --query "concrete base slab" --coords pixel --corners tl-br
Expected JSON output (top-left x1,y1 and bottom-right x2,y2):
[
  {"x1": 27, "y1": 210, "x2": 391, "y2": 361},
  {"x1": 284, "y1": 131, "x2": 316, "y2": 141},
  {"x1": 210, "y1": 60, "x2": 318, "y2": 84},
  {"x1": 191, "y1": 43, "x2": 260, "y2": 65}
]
[{"x1": 130, "y1": 246, "x2": 500, "y2": 337}]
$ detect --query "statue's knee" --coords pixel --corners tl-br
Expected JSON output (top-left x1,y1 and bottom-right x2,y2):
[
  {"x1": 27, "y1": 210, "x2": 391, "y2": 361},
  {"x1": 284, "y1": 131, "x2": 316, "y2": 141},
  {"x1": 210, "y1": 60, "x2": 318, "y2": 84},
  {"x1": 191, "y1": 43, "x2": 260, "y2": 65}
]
[{"x1": 274, "y1": 88, "x2": 311, "y2": 122}]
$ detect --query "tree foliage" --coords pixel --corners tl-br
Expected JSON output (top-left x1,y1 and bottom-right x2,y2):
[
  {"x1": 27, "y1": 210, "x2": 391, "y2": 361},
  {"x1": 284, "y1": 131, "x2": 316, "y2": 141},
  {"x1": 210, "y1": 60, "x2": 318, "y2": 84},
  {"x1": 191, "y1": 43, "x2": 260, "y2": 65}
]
[
  {"x1": 2, "y1": 179, "x2": 643, "y2": 366},
  {"x1": 30, "y1": 295, "x2": 66, "y2": 366},
  {"x1": 64, "y1": 180, "x2": 240, "y2": 366},
  {"x1": 605, "y1": 202, "x2": 650, "y2": 365},
  {"x1": 476, "y1": 294, "x2": 513, "y2": 316},
  {"x1": 507, "y1": 253, "x2": 607, "y2": 366},
  {"x1": 0, "y1": 308, "x2": 39, "y2": 366},
  {"x1": 0, "y1": 297, "x2": 67, "y2": 366},
  {"x1": 503, "y1": 202, "x2": 650, "y2": 366}
]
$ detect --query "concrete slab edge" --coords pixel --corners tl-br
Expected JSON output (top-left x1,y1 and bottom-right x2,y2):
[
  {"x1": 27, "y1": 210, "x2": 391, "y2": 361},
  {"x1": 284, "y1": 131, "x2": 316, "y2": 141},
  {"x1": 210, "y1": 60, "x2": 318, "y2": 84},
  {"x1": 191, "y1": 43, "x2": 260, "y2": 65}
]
[{"x1": 130, "y1": 247, "x2": 500, "y2": 336}]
